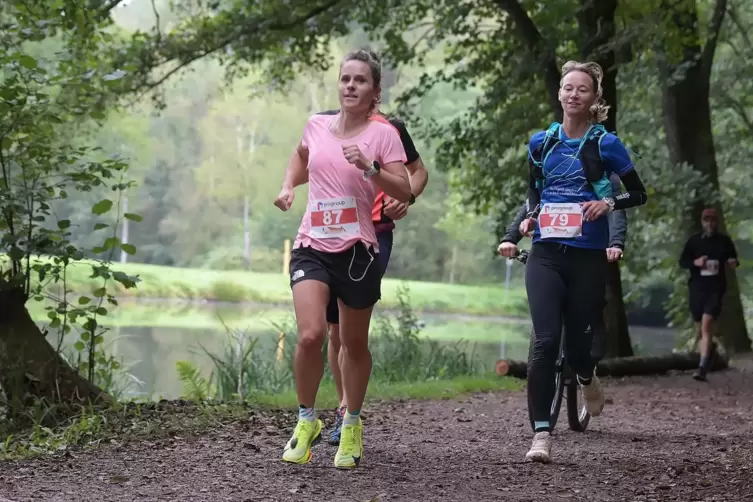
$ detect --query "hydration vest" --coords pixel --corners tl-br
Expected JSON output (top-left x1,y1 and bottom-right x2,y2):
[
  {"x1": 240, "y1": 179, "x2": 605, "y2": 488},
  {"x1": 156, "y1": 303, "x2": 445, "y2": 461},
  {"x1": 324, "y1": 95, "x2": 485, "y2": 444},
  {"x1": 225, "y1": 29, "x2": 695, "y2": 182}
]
[{"x1": 528, "y1": 122, "x2": 612, "y2": 200}]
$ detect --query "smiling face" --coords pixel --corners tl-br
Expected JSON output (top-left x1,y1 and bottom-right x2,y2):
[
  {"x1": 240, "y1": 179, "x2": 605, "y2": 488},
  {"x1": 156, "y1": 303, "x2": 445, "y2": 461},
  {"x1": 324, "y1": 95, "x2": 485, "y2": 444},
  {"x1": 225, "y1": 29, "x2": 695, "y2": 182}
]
[
  {"x1": 558, "y1": 70, "x2": 598, "y2": 120},
  {"x1": 338, "y1": 59, "x2": 379, "y2": 114}
]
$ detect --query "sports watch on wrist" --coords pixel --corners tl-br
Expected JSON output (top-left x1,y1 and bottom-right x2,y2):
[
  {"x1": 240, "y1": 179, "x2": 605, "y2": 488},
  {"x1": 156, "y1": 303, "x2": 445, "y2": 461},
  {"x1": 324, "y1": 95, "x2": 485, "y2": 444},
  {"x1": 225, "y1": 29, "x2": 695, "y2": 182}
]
[
  {"x1": 602, "y1": 197, "x2": 615, "y2": 212},
  {"x1": 362, "y1": 160, "x2": 381, "y2": 179}
]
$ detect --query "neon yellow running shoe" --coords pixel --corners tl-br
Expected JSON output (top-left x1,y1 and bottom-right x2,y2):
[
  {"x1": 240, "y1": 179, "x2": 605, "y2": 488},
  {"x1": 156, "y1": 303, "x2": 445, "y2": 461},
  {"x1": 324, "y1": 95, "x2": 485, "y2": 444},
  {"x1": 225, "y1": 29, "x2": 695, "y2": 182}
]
[
  {"x1": 282, "y1": 418, "x2": 322, "y2": 464},
  {"x1": 334, "y1": 418, "x2": 363, "y2": 469}
]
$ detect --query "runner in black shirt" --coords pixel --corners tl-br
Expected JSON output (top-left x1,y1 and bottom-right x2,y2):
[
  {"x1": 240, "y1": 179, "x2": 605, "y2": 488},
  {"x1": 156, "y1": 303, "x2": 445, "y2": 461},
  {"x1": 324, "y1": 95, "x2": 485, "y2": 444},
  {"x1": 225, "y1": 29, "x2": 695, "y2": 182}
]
[{"x1": 678, "y1": 208, "x2": 739, "y2": 381}]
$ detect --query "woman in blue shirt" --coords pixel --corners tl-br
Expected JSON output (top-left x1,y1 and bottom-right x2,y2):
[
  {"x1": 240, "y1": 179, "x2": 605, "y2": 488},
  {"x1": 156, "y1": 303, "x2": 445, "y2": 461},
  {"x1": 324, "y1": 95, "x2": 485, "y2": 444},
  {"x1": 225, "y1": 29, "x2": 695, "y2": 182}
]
[{"x1": 506, "y1": 61, "x2": 648, "y2": 463}]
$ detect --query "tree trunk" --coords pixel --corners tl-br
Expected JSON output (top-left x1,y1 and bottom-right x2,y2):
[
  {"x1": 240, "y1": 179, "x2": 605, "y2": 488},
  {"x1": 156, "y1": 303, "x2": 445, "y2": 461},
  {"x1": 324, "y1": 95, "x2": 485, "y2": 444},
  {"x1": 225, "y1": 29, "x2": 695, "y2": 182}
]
[
  {"x1": 717, "y1": 268, "x2": 750, "y2": 353},
  {"x1": 658, "y1": 0, "x2": 751, "y2": 354},
  {"x1": 497, "y1": 351, "x2": 728, "y2": 379},
  {"x1": 603, "y1": 262, "x2": 634, "y2": 356},
  {"x1": 243, "y1": 195, "x2": 250, "y2": 271},
  {"x1": 0, "y1": 288, "x2": 109, "y2": 411},
  {"x1": 497, "y1": 0, "x2": 563, "y2": 120},
  {"x1": 578, "y1": 0, "x2": 633, "y2": 357}
]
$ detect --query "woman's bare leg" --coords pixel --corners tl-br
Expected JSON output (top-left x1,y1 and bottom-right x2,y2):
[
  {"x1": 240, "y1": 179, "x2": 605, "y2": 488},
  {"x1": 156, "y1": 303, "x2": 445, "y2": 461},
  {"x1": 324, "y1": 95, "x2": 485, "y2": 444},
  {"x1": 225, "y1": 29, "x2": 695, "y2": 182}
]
[
  {"x1": 337, "y1": 300, "x2": 373, "y2": 417},
  {"x1": 327, "y1": 323, "x2": 346, "y2": 407},
  {"x1": 292, "y1": 280, "x2": 329, "y2": 407}
]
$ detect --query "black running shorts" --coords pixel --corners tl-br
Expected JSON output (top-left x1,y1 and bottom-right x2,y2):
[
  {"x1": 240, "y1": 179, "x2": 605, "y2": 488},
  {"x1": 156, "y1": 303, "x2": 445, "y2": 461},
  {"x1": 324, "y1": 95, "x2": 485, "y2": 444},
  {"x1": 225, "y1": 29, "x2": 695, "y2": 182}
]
[
  {"x1": 689, "y1": 286, "x2": 723, "y2": 322},
  {"x1": 289, "y1": 242, "x2": 381, "y2": 320}
]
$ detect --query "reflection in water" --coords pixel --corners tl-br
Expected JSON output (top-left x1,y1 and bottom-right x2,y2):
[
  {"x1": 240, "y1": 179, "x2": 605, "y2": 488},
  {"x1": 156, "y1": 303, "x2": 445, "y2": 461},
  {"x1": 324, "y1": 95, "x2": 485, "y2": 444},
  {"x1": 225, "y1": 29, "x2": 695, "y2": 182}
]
[
  {"x1": 111, "y1": 325, "x2": 238, "y2": 399},
  {"x1": 110, "y1": 325, "x2": 529, "y2": 400},
  {"x1": 108, "y1": 326, "x2": 677, "y2": 400},
  {"x1": 40, "y1": 302, "x2": 680, "y2": 400}
]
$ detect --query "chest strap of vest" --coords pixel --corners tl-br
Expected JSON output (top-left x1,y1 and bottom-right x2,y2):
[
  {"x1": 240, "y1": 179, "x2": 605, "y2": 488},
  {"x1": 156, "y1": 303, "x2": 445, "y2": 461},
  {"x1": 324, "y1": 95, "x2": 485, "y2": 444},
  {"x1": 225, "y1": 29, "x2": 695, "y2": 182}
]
[{"x1": 529, "y1": 122, "x2": 610, "y2": 198}]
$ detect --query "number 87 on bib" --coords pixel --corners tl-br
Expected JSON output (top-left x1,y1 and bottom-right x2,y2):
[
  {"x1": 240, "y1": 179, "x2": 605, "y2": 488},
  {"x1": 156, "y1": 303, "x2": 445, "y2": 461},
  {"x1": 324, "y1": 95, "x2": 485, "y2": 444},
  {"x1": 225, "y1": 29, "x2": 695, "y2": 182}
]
[{"x1": 310, "y1": 196, "x2": 360, "y2": 238}]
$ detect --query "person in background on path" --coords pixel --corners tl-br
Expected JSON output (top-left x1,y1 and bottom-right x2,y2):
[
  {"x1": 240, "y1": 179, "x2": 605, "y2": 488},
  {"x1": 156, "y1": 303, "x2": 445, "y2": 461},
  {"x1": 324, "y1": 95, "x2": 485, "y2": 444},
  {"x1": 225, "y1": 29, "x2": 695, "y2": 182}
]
[
  {"x1": 273, "y1": 48, "x2": 411, "y2": 468},
  {"x1": 678, "y1": 207, "x2": 739, "y2": 381},
  {"x1": 317, "y1": 96, "x2": 429, "y2": 445}
]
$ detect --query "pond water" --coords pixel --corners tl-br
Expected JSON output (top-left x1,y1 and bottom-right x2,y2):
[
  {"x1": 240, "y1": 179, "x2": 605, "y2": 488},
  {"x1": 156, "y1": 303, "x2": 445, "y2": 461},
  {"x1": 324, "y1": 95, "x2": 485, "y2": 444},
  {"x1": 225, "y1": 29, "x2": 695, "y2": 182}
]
[{"x1": 48, "y1": 300, "x2": 678, "y2": 400}]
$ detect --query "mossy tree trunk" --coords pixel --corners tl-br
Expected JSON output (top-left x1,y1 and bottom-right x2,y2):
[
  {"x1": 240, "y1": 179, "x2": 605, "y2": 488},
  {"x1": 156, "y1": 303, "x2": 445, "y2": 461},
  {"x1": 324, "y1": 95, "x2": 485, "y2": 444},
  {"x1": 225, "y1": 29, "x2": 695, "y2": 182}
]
[{"x1": 0, "y1": 287, "x2": 109, "y2": 411}]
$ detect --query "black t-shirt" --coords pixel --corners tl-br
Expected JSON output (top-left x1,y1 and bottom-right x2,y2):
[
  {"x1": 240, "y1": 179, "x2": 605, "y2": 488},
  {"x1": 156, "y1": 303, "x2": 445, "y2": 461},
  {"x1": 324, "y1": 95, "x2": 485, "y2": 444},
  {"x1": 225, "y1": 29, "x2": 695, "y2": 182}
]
[
  {"x1": 316, "y1": 109, "x2": 420, "y2": 164},
  {"x1": 679, "y1": 231, "x2": 738, "y2": 290}
]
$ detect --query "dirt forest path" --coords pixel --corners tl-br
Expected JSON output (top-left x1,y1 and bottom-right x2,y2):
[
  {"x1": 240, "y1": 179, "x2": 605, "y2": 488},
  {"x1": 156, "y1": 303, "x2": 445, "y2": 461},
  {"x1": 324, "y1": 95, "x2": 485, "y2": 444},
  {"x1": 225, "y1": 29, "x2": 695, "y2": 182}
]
[{"x1": 2, "y1": 363, "x2": 753, "y2": 502}]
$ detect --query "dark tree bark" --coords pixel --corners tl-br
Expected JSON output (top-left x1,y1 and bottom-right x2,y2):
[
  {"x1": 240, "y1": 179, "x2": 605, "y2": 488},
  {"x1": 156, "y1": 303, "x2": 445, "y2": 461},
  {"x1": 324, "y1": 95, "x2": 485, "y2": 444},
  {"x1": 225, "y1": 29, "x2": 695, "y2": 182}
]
[
  {"x1": 658, "y1": 0, "x2": 751, "y2": 354},
  {"x1": 0, "y1": 287, "x2": 109, "y2": 412},
  {"x1": 495, "y1": 0, "x2": 563, "y2": 121},
  {"x1": 577, "y1": 0, "x2": 633, "y2": 358}
]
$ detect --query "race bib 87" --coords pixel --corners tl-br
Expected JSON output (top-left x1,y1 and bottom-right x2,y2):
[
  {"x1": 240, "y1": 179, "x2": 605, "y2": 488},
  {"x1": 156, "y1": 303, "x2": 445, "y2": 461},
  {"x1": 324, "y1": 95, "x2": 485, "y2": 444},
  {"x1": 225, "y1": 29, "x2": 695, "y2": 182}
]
[{"x1": 309, "y1": 196, "x2": 360, "y2": 239}]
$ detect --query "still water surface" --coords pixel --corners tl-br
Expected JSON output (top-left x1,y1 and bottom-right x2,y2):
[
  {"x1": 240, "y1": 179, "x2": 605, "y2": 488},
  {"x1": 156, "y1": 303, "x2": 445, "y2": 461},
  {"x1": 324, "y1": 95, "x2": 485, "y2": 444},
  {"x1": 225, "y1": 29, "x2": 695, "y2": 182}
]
[{"x1": 74, "y1": 300, "x2": 678, "y2": 399}]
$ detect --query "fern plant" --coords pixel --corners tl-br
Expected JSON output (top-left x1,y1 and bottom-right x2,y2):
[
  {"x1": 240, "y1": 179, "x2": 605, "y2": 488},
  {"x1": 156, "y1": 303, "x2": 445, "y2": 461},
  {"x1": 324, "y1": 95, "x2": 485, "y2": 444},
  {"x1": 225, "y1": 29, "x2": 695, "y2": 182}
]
[{"x1": 175, "y1": 360, "x2": 213, "y2": 402}]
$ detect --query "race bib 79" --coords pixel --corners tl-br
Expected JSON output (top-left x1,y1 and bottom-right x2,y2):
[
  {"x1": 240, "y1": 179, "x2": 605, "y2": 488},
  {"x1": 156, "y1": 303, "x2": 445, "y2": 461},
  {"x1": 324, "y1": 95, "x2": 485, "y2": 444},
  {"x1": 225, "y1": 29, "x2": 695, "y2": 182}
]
[{"x1": 538, "y1": 203, "x2": 583, "y2": 239}]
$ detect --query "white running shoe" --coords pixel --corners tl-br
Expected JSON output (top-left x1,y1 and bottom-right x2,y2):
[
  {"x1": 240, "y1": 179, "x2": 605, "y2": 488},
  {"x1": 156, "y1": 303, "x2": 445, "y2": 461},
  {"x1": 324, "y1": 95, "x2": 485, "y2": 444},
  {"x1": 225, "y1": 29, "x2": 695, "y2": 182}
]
[
  {"x1": 580, "y1": 374, "x2": 605, "y2": 416},
  {"x1": 525, "y1": 431, "x2": 552, "y2": 463}
]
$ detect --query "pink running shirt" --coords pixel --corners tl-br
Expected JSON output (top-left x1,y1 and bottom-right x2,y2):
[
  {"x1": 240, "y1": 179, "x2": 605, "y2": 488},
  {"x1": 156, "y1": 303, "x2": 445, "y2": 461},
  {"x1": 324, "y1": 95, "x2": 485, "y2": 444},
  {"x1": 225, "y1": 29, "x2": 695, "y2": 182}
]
[{"x1": 294, "y1": 113, "x2": 407, "y2": 254}]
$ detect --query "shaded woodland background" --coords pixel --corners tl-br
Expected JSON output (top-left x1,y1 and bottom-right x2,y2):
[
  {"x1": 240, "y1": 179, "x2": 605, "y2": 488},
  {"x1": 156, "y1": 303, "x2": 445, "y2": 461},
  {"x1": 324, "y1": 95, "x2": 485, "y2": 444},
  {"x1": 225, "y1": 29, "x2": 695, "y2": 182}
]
[{"x1": 0, "y1": 0, "x2": 751, "y2": 407}]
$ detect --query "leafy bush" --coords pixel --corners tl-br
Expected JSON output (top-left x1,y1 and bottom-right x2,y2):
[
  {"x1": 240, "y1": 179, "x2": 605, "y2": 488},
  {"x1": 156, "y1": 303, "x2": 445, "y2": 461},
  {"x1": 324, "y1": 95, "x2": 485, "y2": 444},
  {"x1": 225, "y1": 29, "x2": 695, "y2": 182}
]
[{"x1": 369, "y1": 285, "x2": 479, "y2": 382}]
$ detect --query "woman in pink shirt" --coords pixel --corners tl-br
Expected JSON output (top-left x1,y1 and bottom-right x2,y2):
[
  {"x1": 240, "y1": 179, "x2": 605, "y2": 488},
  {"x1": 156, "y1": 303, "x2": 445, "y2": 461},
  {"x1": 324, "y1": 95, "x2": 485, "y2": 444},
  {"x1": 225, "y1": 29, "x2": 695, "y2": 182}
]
[{"x1": 273, "y1": 48, "x2": 411, "y2": 469}]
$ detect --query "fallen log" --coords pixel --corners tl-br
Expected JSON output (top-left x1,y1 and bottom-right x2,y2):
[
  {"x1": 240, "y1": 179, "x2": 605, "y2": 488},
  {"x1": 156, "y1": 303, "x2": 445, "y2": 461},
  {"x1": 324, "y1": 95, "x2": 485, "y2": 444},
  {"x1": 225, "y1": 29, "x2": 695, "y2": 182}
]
[
  {"x1": 495, "y1": 359, "x2": 528, "y2": 379},
  {"x1": 496, "y1": 352, "x2": 728, "y2": 379}
]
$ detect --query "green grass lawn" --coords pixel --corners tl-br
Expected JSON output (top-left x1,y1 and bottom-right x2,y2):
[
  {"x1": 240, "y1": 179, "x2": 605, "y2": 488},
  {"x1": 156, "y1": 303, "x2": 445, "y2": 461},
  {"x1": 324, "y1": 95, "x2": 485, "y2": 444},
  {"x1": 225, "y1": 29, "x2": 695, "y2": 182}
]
[
  {"x1": 252, "y1": 374, "x2": 523, "y2": 409},
  {"x1": 37, "y1": 258, "x2": 528, "y2": 317}
]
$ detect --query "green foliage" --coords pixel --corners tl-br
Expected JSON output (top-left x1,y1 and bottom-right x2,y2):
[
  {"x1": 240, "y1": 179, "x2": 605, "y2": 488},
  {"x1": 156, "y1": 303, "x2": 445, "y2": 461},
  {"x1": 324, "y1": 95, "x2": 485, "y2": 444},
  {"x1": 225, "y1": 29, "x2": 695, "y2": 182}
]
[
  {"x1": 369, "y1": 285, "x2": 479, "y2": 381},
  {"x1": 211, "y1": 317, "x2": 295, "y2": 399},
  {"x1": 0, "y1": 405, "x2": 107, "y2": 458},
  {"x1": 179, "y1": 316, "x2": 297, "y2": 401},
  {"x1": 208, "y1": 280, "x2": 256, "y2": 303},
  {"x1": 107, "y1": 0, "x2": 358, "y2": 106},
  {"x1": 176, "y1": 286, "x2": 482, "y2": 402},
  {"x1": 2, "y1": 0, "x2": 748, "y2": 382},
  {"x1": 175, "y1": 360, "x2": 213, "y2": 402},
  {"x1": 36, "y1": 259, "x2": 527, "y2": 315},
  {"x1": 22, "y1": 6, "x2": 531, "y2": 287},
  {"x1": 59, "y1": 340, "x2": 143, "y2": 402},
  {"x1": 0, "y1": 2, "x2": 146, "y2": 398}
]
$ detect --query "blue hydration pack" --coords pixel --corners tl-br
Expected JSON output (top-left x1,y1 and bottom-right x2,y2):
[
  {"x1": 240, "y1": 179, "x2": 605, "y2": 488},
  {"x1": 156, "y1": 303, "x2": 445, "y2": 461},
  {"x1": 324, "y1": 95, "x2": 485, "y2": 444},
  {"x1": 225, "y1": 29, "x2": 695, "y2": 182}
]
[{"x1": 528, "y1": 122, "x2": 612, "y2": 200}]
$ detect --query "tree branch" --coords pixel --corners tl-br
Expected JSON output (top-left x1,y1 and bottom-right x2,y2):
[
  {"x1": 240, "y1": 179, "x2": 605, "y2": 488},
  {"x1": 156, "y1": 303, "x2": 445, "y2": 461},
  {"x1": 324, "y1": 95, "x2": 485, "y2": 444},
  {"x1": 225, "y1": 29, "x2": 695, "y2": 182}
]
[
  {"x1": 92, "y1": 0, "x2": 126, "y2": 21},
  {"x1": 700, "y1": 0, "x2": 728, "y2": 81},
  {"x1": 719, "y1": 89, "x2": 753, "y2": 135},
  {"x1": 150, "y1": 0, "x2": 162, "y2": 43},
  {"x1": 722, "y1": 36, "x2": 744, "y2": 60},
  {"x1": 394, "y1": 24, "x2": 437, "y2": 84},
  {"x1": 727, "y1": 2, "x2": 753, "y2": 52},
  {"x1": 493, "y1": 0, "x2": 562, "y2": 121},
  {"x1": 125, "y1": 0, "x2": 344, "y2": 95},
  {"x1": 577, "y1": 0, "x2": 618, "y2": 131}
]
